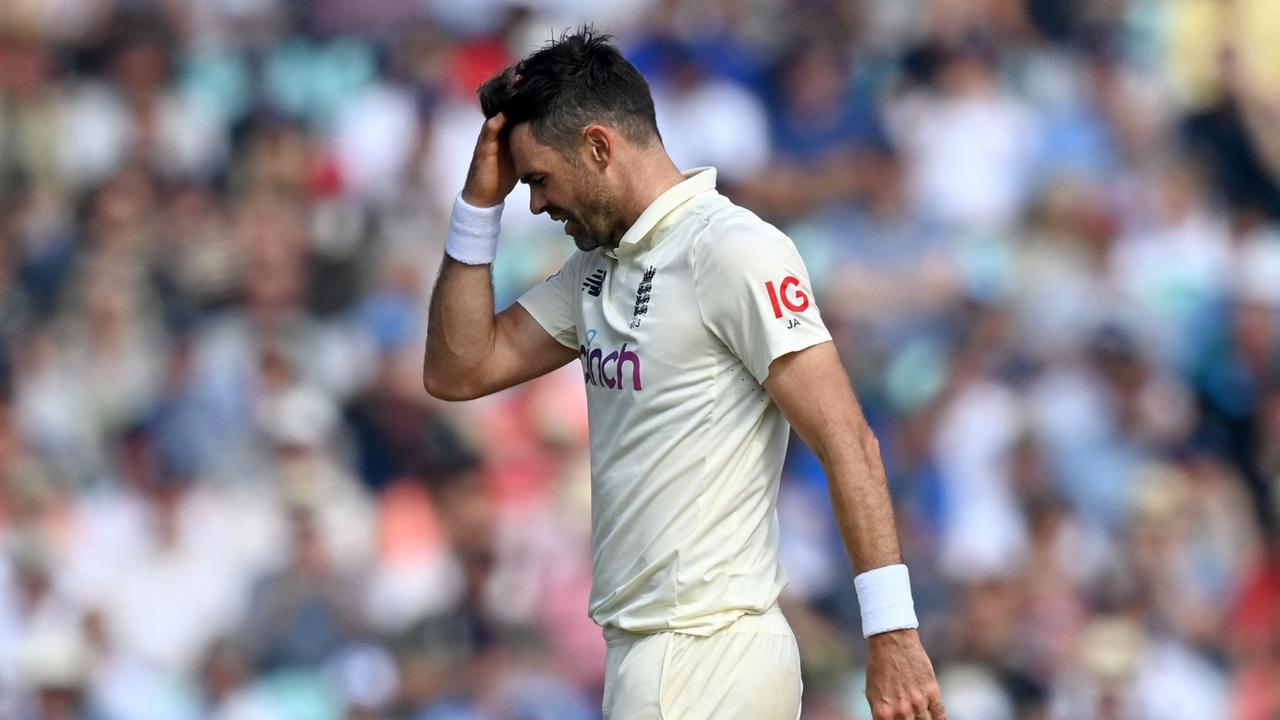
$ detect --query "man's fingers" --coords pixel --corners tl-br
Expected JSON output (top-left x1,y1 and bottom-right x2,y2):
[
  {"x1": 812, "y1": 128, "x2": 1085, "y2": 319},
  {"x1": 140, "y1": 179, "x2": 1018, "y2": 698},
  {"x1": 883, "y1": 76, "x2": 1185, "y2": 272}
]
[
  {"x1": 474, "y1": 113, "x2": 507, "y2": 150},
  {"x1": 864, "y1": 630, "x2": 943, "y2": 720},
  {"x1": 871, "y1": 700, "x2": 923, "y2": 720},
  {"x1": 483, "y1": 112, "x2": 507, "y2": 136},
  {"x1": 870, "y1": 690, "x2": 941, "y2": 720},
  {"x1": 927, "y1": 689, "x2": 947, "y2": 720}
]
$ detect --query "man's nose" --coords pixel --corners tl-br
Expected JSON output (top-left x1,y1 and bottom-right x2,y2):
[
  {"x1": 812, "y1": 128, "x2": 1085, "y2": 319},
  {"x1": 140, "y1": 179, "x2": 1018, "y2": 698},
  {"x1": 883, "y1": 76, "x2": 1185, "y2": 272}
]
[{"x1": 529, "y1": 187, "x2": 547, "y2": 215}]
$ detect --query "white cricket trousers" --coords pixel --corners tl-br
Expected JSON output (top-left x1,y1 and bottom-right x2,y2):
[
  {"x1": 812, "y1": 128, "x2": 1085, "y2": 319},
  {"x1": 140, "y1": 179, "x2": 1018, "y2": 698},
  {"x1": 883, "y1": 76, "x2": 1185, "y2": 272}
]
[{"x1": 602, "y1": 605, "x2": 803, "y2": 719}]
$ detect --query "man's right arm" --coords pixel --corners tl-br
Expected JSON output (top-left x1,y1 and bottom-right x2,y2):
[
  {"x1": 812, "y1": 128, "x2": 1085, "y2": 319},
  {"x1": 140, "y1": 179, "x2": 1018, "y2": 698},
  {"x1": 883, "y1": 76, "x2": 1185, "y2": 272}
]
[
  {"x1": 424, "y1": 257, "x2": 576, "y2": 401},
  {"x1": 423, "y1": 113, "x2": 578, "y2": 401}
]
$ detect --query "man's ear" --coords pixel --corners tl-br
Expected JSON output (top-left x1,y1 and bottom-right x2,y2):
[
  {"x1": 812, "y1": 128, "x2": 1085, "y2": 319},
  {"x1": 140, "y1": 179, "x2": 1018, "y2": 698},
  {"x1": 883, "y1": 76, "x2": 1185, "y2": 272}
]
[{"x1": 583, "y1": 125, "x2": 611, "y2": 167}]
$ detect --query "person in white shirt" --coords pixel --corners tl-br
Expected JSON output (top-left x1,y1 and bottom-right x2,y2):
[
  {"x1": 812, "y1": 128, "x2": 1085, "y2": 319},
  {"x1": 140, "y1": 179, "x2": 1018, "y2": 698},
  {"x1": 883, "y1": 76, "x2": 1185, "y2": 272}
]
[{"x1": 422, "y1": 28, "x2": 945, "y2": 720}]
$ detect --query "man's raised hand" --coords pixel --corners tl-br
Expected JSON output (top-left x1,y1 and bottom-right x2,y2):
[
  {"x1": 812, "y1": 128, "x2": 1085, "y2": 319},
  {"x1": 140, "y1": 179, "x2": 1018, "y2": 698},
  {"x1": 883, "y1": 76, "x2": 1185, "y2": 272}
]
[{"x1": 461, "y1": 113, "x2": 517, "y2": 208}]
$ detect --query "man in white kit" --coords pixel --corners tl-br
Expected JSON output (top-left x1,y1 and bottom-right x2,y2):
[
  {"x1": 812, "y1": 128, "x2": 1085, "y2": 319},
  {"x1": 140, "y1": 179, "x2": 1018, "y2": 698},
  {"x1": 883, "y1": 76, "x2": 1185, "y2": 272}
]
[{"x1": 423, "y1": 28, "x2": 946, "y2": 720}]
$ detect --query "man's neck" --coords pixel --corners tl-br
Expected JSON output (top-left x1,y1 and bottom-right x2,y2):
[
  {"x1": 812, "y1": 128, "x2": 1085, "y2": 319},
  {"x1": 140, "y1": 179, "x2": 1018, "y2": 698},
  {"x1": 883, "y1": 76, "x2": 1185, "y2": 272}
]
[{"x1": 612, "y1": 155, "x2": 687, "y2": 244}]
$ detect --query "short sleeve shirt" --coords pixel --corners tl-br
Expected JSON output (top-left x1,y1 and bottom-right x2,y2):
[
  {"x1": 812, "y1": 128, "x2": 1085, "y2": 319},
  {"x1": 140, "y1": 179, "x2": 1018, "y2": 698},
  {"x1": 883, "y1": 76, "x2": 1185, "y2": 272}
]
[{"x1": 518, "y1": 168, "x2": 832, "y2": 636}]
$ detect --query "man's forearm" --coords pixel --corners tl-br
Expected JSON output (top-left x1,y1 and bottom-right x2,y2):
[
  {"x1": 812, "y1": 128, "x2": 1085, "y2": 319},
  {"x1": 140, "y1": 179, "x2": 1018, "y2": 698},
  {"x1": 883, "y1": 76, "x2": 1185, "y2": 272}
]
[
  {"x1": 424, "y1": 110, "x2": 515, "y2": 399},
  {"x1": 816, "y1": 424, "x2": 903, "y2": 574},
  {"x1": 814, "y1": 422, "x2": 922, "y2": 641},
  {"x1": 423, "y1": 256, "x2": 498, "y2": 398},
  {"x1": 763, "y1": 343, "x2": 908, "y2": 575}
]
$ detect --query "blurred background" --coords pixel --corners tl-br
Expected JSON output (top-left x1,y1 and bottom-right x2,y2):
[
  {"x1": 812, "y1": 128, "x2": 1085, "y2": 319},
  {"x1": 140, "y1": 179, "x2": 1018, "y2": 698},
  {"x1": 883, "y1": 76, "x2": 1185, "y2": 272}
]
[{"x1": 0, "y1": 0, "x2": 1278, "y2": 718}]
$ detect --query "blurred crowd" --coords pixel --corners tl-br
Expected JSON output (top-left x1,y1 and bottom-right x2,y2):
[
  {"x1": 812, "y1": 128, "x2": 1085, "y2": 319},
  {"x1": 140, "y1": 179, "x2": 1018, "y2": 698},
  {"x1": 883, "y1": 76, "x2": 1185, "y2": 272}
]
[{"x1": 0, "y1": 0, "x2": 1278, "y2": 718}]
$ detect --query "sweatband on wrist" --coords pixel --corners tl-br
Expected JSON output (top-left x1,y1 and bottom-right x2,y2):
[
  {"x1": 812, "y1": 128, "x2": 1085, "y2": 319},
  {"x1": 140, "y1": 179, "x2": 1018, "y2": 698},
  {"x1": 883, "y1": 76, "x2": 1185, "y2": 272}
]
[
  {"x1": 854, "y1": 563, "x2": 919, "y2": 638},
  {"x1": 445, "y1": 194, "x2": 503, "y2": 265}
]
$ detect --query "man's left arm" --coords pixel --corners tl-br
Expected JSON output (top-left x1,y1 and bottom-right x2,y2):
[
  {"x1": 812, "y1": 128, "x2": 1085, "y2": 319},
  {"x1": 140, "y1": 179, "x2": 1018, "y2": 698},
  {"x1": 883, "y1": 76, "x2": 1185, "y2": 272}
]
[{"x1": 764, "y1": 341, "x2": 947, "y2": 720}]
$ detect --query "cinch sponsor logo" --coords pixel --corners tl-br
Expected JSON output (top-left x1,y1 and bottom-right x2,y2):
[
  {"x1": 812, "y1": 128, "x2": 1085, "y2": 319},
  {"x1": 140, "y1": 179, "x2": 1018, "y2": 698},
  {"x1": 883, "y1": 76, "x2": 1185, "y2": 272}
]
[{"x1": 578, "y1": 342, "x2": 643, "y2": 390}]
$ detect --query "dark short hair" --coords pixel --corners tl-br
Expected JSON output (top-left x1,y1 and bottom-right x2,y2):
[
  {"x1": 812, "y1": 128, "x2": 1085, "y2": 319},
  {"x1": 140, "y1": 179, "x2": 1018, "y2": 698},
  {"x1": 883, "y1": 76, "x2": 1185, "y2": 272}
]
[{"x1": 478, "y1": 27, "x2": 661, "y2": 152}]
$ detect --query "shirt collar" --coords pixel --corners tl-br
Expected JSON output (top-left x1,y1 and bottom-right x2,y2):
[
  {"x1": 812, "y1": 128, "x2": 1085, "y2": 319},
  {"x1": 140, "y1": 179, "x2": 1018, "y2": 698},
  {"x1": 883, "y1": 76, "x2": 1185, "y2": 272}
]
[{"x1": 609, "y1": 167, "x2": 717, "y2": 256}]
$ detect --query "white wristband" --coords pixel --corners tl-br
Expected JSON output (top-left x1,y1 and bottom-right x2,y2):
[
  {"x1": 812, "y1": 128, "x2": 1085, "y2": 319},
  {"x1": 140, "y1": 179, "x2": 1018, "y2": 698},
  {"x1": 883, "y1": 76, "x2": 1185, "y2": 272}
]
[
  {"x1": 854, "y1": 564, "x2": 919, "y2": 638},
  {"x1": 445, "y1": 194, "x2": 503, "y2": 265}
]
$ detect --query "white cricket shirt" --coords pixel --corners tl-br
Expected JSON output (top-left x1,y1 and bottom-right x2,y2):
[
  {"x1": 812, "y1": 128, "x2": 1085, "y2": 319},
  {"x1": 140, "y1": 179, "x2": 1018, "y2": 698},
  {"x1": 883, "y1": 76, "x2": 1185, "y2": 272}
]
[{"x1": 517, "y1": 168, "x2": 832, "y2": 636}]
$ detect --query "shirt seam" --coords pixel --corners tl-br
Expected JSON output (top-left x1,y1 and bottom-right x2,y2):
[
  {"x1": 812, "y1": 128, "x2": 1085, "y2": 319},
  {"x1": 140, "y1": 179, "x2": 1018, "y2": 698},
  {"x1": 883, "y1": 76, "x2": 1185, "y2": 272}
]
[
  {"x1": 687, "y1": 205, "x2": 718, "y2": 338},
  {"x1": 682, "y1": 204, "x2": 722, "y2": 625},
  {"x1": 619, "y1": 191, "x2": 715, "y2": 258},
  {"x1": 545, "y1": 248, "x2": 596, "y2": 348},
  {"x1": 514, "y1": 298, "x2": 577, "y2": 349}
]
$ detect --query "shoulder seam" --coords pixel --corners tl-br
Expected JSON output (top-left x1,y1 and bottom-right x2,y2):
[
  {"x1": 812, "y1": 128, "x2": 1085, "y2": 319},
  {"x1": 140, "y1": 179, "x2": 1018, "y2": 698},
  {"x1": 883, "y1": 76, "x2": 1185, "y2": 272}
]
[{"x1": 688, "y1": 210, "x2": 718, "y2": 333}]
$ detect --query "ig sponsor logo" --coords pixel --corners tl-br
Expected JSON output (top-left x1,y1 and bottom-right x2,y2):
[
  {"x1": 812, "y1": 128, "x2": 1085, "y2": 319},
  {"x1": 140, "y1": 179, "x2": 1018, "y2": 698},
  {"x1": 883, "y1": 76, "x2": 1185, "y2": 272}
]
[{"x1": 764, "y1": 275, "x2": 810, "y2": 318}]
